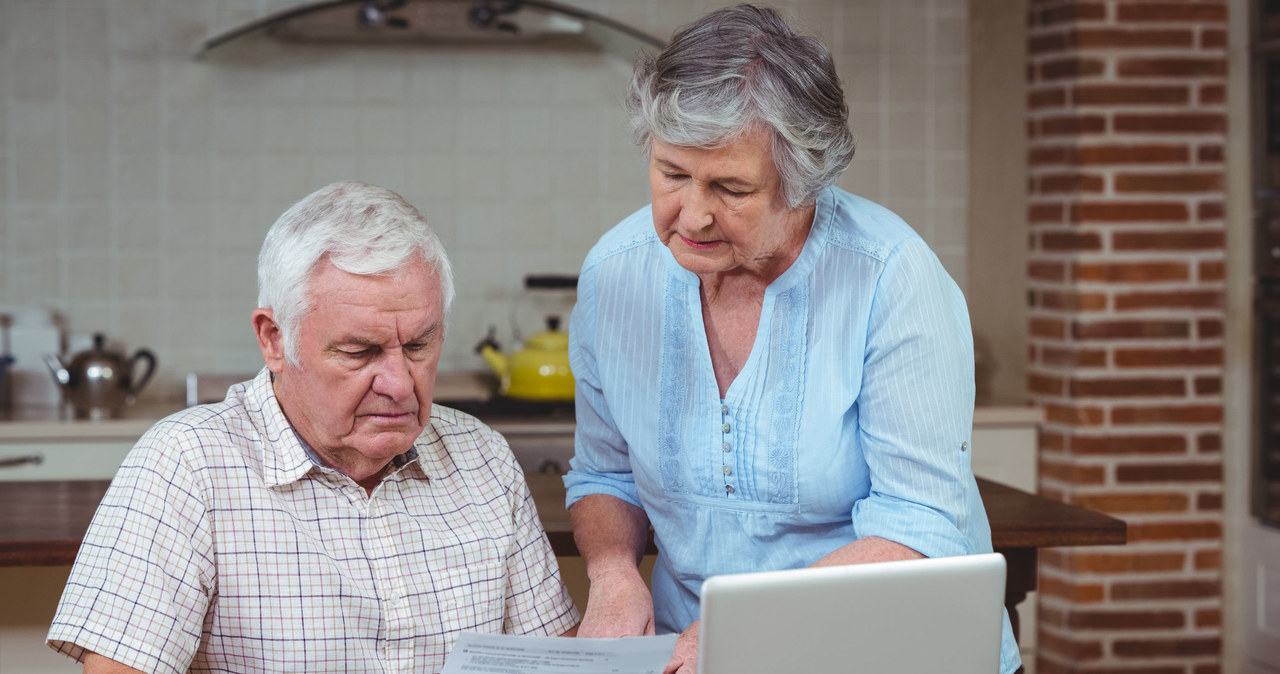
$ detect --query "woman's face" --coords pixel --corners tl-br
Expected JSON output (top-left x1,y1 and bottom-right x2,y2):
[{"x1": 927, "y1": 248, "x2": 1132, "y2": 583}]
[{"x1": 649, "y1": 127, "x2": 814, "y2": 280}]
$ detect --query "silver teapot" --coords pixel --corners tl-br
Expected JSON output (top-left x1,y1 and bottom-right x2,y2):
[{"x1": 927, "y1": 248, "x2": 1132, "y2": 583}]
[{"x1": 45, "y1": 333, "x2": 157, "y2": 419}]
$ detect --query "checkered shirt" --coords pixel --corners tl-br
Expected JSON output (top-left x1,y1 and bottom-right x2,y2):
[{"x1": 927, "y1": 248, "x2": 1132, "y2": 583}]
[{"x1": 47, "y1": 368, "x2": 579, "y2": 673}]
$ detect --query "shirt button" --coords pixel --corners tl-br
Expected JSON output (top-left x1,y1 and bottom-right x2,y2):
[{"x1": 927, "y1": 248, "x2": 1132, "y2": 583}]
[
  {"x1": 722, "y1": 465, "x2": 732, "y2": 476},
  {"x1": 725, "y1": 484, "x2": 735, "y2": 494},
  {"x1": 722, "y1": 441, "x2": 731, "y2": 452},
  {"x1": 961, "y1": 441, "x2": 969, "y2": 452},
  {"x1": 721, "y1": 404, "x2": 729, "y2": 414},
  {"x1": 722, "y1": 423, "x2": 731, "y2": 433}
]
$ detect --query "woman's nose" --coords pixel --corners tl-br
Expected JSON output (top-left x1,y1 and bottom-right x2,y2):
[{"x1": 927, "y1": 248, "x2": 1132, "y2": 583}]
[{"x1": 680, "y1": 185, "x2": 715, "y2": 229}]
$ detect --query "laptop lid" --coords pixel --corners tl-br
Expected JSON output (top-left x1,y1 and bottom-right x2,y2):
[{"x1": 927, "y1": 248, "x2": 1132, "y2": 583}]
[{"x1": 696, "y1": 553, "x2": 1007, "y2": 674}]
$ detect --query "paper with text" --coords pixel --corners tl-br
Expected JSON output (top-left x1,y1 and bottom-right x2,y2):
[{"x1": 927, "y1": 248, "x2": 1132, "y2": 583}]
[{"x1": 441, "y1": 632, "x2": 678, "y2": 674}]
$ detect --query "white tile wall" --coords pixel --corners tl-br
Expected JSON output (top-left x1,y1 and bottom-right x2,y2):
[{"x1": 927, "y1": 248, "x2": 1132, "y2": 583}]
[{"x1": 1, "y1": 0, "x2": 969, "y2": 402}]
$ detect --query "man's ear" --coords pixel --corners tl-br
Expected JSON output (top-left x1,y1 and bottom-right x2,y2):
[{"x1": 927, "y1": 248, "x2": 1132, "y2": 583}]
[{"x1": 252, "y1": 309, "x2": 287, "y2": 374}]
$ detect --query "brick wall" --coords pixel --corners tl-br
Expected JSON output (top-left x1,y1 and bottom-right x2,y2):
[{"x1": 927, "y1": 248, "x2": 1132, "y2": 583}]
[{"x1": 1026, "y1": 1, "x2": 1227, "y2": 671}]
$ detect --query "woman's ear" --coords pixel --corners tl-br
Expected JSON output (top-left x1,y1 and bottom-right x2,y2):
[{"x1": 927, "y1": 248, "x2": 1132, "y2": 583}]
[{"x1": 251, "y1": 308, "x2": 287, "y2": 373}]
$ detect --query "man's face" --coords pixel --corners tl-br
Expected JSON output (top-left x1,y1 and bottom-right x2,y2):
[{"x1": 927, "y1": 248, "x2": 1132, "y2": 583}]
[{"x1": 254, "y1": 257, "x2": 443, "y2": 489}]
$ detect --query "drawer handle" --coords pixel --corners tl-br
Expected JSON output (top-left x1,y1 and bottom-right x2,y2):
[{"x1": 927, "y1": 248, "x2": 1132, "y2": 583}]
[
  {"x1": 0, "y1": 454, "x2": 44, "y2": 469},
  {"x1": 538, "y1": 459, "x2": 565, "y2": 475}
]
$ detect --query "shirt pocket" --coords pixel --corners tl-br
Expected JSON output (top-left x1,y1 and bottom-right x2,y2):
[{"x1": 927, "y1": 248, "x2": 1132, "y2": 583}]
[{"x1": 426, "y1": 540, "x2": 507, "y2": 632}]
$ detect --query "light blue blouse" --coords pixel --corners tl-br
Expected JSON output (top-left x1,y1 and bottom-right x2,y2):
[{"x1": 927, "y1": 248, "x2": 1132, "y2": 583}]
[{"x1": 564, "y1": 186, "x2": 1021, "y2": 673}]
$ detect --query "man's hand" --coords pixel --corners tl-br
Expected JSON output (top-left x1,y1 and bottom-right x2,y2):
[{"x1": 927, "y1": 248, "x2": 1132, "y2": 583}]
[
  {"x1": 662, "y1": 620, "x2": 699, "y2": 674},
  {"x1": 577, "y1": 566, "x2": 655, "y2": 638}
]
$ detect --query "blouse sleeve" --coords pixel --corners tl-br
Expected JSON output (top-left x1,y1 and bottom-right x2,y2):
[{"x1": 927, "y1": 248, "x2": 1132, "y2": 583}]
[
  {"x1": 850, "y1": 236, "x2": 979, "y2": 559},
  {"x1": 562, "y1": 264, "x2": 644, "y2": 510}
]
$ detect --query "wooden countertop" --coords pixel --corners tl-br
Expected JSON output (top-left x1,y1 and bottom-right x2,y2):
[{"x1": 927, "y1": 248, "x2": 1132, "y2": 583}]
[
  {"x1": 0, "y1": 475, "x2": 1123, "y2": 567},
  {"x1": 527, "y1": 473, "x2": 1124, "y2": 555}
]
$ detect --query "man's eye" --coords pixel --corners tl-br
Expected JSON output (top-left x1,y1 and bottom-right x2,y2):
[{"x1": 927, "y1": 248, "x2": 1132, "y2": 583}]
[{"x1": 341, "y1": 348, "x2": 373, "y2": 358}]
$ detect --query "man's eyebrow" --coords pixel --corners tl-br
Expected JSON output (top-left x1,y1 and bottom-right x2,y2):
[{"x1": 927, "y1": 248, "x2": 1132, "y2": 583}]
[
  {"x1": 327, "y1": 336, "x2": 379, "y2": 349},
  {"x1": 409, "y1": 323, "x2": 441, "y2": 343}
]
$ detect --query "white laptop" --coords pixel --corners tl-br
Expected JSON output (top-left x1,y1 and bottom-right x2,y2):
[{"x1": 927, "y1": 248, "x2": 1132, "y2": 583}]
[{"x1": 697, "y1": 552, "x2": 1007, "y2": 674}]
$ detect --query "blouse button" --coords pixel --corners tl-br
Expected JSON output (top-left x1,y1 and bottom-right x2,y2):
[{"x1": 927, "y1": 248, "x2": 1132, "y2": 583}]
[
  {"x1": 722, "y1": 465, "x2": 732, "y2": 476},
  {"x1": 722, "y1": 423, "x2": 731, "y2": 433}
]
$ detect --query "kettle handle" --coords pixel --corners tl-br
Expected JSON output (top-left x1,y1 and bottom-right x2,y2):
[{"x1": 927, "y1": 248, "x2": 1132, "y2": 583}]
[{"x1": 127, "y1": 348, "x2": 157, "y2": 398}]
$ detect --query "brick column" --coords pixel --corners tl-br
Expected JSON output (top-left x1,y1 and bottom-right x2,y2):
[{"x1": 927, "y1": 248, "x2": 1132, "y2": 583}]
[{"x1": 1026, "y1": 1, "x2": 1227, "y2": 671}]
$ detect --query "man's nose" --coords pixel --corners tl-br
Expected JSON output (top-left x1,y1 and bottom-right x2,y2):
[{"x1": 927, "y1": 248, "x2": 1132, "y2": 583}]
[{"x1": 371, "y1": 351, "x2": 415, "y2": 400}]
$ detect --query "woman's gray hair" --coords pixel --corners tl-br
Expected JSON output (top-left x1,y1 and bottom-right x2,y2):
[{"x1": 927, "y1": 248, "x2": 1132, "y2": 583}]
[
  {"x1": 626, "y1": 4, "x2": 855, "y2": 208},
  {"x1": 257, "y1": 181, "x2": 455, "y2": 365}
]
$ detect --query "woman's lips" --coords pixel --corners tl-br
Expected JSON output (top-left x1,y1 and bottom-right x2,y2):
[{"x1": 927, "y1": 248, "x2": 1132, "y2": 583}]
[{"x1": 679, "y1": 234, "x2": 722, "y2": 249}]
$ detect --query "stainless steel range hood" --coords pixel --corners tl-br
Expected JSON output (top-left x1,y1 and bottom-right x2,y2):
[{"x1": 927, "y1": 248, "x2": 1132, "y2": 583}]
[{"x1": 196, "y1": 0, "x2": 663, "y2": 57}]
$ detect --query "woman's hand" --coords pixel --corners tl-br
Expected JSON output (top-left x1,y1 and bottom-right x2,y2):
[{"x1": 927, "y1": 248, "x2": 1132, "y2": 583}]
[
  {"x1": 577, "y1": 566, "x2": 656, "y2": 638},
  {"x1": 569, "y1": 494, "x2": 655, "y2": 638},
  {"x1": 662, "y1": 620, "x2": 699, "y2": 674}
]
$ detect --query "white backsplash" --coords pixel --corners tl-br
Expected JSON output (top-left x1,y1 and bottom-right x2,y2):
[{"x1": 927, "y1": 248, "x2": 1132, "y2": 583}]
[{"x1": 0, "y1": 0, "x2": 969, "y2": 403}]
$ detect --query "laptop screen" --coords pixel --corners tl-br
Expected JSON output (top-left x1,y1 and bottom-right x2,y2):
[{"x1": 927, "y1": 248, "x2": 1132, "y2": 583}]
[{"x1": 697, "y1": 553, "x2": 1007, "y2": 674}]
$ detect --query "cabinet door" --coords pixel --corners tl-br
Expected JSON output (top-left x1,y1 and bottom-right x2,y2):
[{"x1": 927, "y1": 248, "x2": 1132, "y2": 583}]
[
  {"x1": 0, "y1": 441, "x2": 134, "y2": 481},
  {"x1": 970, "y1": 426, "x2": 1038, "y2": 492}
]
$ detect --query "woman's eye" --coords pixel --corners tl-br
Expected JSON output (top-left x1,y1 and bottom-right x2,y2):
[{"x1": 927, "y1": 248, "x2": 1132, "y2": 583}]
[{"x1": 718, "y1": 184, "x2": 745, "y2": 197}]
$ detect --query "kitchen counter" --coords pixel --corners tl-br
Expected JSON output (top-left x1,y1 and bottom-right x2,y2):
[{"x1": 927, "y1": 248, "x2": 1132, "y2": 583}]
[
  {"x1": 0, "y1": 404, "x2": 181, "y2": 441},
  {"x1": 0, "y1": 403, "x2": 1041, "y2": 432},
  {"x1": 0, "y1": 474, "x2": 1124, "y2": 643}
]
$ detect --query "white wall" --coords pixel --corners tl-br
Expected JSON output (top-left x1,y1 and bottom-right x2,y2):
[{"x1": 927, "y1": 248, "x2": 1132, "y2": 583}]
[{"x1": 1, "y1": 0, "x2": 970, "y2": 401}]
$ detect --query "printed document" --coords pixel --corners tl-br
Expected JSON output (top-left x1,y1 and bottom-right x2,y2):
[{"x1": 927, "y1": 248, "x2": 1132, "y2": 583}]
[{"x1": 441, "y1": 632, "x2": 678, "y2": 674}]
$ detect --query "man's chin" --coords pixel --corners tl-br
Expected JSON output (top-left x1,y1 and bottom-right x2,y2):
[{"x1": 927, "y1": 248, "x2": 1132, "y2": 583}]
[{"x1": 354, "y1": 427, "x2": 423, "y2": 457}]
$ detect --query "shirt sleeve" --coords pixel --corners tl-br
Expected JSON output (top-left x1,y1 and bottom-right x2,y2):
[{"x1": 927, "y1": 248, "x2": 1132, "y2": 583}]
[
  {"x1": 47, "y1": 427, "x2": 215, "y2": 674},
  {"x1": 850, "y1": 236, "x2": 979, "y2": 559},
  {"x1": 496, "y1": 433, "x2": 581, "y2": 636},
  {"x1": 562, "y1": 264, "x2": 643, "y2": 510}
]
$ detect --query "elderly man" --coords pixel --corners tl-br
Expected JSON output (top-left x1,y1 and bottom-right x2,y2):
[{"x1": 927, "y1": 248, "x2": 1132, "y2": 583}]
[{"x1": 47, "y1": 181, "x2": 579, "y2": 673}]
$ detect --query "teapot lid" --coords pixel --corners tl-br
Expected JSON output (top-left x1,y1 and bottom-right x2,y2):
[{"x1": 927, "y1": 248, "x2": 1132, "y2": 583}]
[
  {"x1": 524, "y1": 316, "x2": 568, "y2": 351},
  {"x1": 69, "y1": 333, "x2": 120, "y2": 365}
]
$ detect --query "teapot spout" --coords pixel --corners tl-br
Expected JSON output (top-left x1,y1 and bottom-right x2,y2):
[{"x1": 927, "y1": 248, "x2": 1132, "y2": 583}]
[
  {"x1": 43, "y1": 354, "x2": 71, "y2": 387},
  {"x1": 477, "y1": 344, "x2": 508, "y2": 380},
  {"x1": 473, "y1": 326, "x2": 508, "y2": 379}
]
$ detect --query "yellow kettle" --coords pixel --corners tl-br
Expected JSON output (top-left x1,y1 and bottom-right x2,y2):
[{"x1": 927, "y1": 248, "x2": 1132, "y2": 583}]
[{"x1": 475, "y1": 316, "x2": 574, "y2": 401}]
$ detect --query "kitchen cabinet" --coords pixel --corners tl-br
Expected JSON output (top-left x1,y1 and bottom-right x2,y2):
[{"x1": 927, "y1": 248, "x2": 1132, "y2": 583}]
[
  {"x1": 972, "y1": 407, "x2": 1042, "y2": 492},
  {"x1": 0, "y1": 408, "x2": 175, "y2": 673},
  {"x1": 972, "y1": 406, "x2": 1043, "y2": 670},
  {"x1": 0, "y1": 408, "x2": 168, "y2": 482},
  {"x1": 0, "y1": 441, "x2": 136, "y2": 481}
]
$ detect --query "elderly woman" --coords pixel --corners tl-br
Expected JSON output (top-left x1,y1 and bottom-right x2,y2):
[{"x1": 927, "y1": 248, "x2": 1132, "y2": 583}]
[{"x1": 563, "y1": 5, "x2": 1020, "y2": 674}]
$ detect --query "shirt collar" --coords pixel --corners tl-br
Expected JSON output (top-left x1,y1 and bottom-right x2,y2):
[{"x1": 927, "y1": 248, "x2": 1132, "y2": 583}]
[{"x1": 410, "y1": 416, "x2": 450, "y2": 480}]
